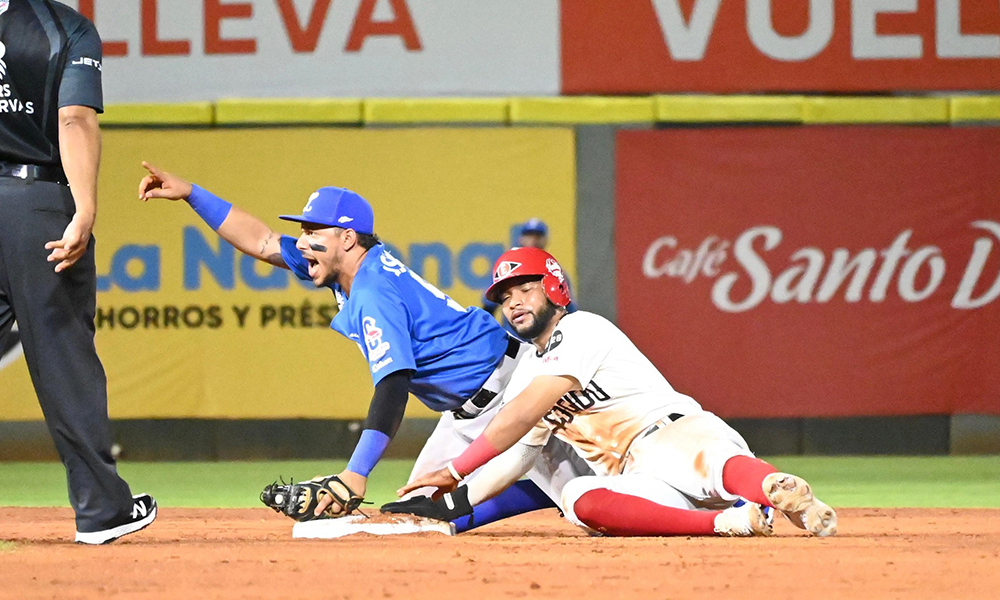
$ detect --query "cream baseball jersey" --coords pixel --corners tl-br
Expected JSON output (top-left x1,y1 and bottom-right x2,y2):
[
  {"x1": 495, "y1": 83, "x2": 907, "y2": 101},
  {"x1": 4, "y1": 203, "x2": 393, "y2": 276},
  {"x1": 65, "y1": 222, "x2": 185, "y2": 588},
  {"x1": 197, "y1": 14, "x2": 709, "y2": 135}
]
[{"x1": 506, "y1": 311, "x2": 702, "y2": 476}]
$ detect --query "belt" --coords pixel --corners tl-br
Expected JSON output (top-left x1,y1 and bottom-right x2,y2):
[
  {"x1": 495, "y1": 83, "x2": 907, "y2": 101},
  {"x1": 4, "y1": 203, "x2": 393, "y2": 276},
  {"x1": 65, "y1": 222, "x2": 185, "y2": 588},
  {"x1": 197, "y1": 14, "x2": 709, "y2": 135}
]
[
  {"x1": 639, "y1": 413, "x2": 686, "y2": 440},
  {"x1": 452, "y1": 336, "x2": 523, "y2": 420},
  {"x1": 0, "y1": 162, "x2": 69, "y2": 185}
]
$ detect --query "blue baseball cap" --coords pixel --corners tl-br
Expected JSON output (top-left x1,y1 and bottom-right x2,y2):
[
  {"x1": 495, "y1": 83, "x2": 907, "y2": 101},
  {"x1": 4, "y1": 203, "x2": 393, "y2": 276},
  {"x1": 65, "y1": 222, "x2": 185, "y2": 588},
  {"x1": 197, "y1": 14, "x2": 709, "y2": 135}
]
[
  {"x1": 279, "y1": 187, "x2": 374, "y2": 234},
  {"x1": 520, "y1": 218, "x2": 548, "y2": 236}
]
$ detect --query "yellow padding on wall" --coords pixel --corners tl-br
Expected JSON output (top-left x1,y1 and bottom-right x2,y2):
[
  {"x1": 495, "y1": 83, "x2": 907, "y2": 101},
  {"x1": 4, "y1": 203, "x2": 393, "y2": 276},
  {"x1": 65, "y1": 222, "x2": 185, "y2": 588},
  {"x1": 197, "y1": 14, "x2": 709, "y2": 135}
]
[
  {"x1": 363, "y1": 98, "x2": 508, "y2": 123},
  {"x1": 803, "y1": 97, "x2": 949, "y2": 124},
  {"x1": 510, "y1": 97, "x2": 655, "y2": 124},
  {"x1": 215, "y1": 98, "x2": 362, "y2": 125},
  {"x1": 950, "y1": 96, "x2": 1000, "y2": 122},
  {"x1": 656, "y1": 95, "x2": 803, "y2": 122},
  {"x1": 102, "y1": 103, "x2": 215, "y2": 126},
  {"x1": 101, "y1": 96, "x2": 995, "y2": 126}
]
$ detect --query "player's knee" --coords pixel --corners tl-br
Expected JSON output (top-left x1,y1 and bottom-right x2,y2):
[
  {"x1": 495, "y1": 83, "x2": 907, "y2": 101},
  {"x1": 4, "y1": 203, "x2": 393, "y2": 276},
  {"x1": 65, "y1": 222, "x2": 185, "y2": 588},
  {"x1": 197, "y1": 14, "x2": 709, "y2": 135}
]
[
  {"x1": 571, "y1": 490, "x2": 610, "y2": 525},
  {"x1": 561, "y1": 477, "x2": 608, "y2": 522}
]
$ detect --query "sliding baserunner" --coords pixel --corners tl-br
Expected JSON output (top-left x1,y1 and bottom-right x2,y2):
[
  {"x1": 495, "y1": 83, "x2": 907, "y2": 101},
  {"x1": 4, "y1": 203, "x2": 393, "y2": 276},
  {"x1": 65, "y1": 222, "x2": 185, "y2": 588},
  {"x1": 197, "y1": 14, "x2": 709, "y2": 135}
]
[{"x1": 397, "y1": 247, "x2": 837, "y2": 537}]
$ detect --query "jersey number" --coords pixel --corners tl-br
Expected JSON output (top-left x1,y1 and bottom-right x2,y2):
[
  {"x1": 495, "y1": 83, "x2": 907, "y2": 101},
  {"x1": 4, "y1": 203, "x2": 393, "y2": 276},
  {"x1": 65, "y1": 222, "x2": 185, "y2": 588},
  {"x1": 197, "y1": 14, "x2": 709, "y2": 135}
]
[{"x1": 380, "y1": 252, "x2": 466, "y2": 313}]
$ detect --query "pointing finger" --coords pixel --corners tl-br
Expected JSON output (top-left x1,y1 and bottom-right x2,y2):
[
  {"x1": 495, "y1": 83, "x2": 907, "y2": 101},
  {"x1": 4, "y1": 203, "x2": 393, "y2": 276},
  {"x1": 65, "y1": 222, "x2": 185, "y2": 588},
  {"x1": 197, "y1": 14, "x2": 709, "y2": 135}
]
[{"x1": 141, "y1": 161, "x2": 163, "y2": 178}]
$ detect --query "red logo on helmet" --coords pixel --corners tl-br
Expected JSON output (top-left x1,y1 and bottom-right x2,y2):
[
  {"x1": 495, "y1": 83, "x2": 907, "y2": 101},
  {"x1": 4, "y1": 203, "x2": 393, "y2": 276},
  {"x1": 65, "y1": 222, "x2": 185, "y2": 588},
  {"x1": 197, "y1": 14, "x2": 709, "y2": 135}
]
[{"x1": 494, "y1": 261, "x2": 522, "y2": 281}]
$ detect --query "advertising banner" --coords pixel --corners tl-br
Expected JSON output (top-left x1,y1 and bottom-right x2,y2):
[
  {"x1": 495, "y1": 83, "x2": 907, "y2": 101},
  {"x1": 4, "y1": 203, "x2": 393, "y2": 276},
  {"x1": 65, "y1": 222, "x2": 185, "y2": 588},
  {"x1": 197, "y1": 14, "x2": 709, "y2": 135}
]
[
  {"x1": 616, "y1": 127, "x2": 1000, "y2": 418},
  {"x1": 0, "y1": 128, "x2": 576, "y2": 419},
  {"x1": 563, "y1": 0, "x2": 1000, "y2": 93},
  {"x1": 64, "y1": 0, "x2": 559, "y2": 101}
]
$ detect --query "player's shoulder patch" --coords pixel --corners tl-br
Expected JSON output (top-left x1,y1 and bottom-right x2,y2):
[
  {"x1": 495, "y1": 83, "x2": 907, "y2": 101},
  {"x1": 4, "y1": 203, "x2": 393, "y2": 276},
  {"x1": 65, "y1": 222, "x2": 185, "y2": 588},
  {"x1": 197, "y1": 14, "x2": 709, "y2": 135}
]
[
  {"x1": 535, "y1": 328, "x2": 564, "y2": 358},
  {"x1": 362, "y1": 315, "x2": 392, "y2": 363},
  {"x1": 545, "y1": 330, "x2": 563, "y2": 353}
]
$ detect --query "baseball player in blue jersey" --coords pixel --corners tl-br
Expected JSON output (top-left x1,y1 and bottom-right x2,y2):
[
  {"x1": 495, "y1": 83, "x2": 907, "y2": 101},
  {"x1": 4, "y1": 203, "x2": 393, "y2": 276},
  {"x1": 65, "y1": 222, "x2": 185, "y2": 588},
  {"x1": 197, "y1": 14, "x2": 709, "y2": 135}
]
[{"x1": 138, "y1": 162, "x2": 588, "y2": 526}]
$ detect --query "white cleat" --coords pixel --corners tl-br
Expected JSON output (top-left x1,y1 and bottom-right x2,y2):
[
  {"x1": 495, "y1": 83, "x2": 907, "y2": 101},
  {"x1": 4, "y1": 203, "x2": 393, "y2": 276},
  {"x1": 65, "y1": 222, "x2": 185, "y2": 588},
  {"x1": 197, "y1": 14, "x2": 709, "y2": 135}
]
[
  {"x1": 713, "y1": 502, "x2": 774, "y2": 537},
  {"x1": 763, "y1": 473, "x2": 838, "y2": 537}
]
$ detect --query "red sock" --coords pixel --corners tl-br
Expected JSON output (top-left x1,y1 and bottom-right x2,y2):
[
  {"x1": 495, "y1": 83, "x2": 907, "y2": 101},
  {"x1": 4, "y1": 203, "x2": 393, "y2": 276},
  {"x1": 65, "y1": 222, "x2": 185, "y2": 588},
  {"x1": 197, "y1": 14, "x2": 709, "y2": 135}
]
[
  {"x1": 573, "y1": 489, "x2": 718, "y2": 536},
  {"x1": 722, "y1": 455, "x2": 778, "y2": 507}
]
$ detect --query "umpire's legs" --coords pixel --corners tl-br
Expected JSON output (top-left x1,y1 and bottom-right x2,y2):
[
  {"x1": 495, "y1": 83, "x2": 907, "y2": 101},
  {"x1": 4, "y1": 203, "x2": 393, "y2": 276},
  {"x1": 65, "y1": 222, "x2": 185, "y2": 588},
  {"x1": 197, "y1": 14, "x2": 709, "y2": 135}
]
[{"x1": 0, "y1": 179, "x2": 133, "y2": 532}]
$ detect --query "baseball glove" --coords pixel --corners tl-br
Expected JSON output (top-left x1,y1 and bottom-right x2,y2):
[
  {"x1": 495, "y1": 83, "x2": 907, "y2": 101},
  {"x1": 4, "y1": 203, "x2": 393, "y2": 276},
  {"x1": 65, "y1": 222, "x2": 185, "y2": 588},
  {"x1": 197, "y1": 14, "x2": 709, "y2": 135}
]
[{"x1": 260, "y1": 475, "x2": 365, "y2": 521}]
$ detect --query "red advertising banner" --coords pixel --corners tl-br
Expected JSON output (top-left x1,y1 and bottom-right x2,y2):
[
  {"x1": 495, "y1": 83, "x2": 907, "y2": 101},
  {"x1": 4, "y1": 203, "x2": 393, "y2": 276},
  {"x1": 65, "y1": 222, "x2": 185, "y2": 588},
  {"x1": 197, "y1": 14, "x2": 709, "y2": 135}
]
[
  {"x1": 563, "y1": 0, "x2": 1000, "y2": 93},
  {"x1": 615, "y1": 127, "x2": 1000, "y2": 418}
]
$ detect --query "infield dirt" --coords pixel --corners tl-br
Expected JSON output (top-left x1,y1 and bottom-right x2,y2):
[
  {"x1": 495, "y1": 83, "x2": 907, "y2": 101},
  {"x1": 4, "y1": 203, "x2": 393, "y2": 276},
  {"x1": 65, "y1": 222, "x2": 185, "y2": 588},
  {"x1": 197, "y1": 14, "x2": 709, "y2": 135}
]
[{"x1": 1, "y1": 507, "x2": 997, "y2": 599}]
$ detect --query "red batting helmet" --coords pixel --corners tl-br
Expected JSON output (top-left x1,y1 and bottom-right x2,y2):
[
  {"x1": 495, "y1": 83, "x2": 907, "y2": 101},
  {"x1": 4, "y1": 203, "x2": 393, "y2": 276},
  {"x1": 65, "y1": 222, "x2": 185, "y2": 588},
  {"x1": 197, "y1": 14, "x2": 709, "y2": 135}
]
[{"x1": 485, "y1": 247, "x2": 572, "y2": 307}]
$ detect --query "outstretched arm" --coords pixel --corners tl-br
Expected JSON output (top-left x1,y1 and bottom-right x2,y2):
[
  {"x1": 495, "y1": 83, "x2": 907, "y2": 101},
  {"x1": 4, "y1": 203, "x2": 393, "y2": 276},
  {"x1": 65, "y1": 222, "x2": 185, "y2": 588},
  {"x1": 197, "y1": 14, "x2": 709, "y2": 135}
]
[
  {"x1": 397, "y1": 375, "x2": 576, "y2": 498},
  {"x1": 139, "y1": 161, "x2": 287, "y2": 268},
  {"x1": 312, "y1": 369, "x2": 414, "y2": 516},
  {"x1": 464, "y1": 442, "x2": 542, "y2": 505}
]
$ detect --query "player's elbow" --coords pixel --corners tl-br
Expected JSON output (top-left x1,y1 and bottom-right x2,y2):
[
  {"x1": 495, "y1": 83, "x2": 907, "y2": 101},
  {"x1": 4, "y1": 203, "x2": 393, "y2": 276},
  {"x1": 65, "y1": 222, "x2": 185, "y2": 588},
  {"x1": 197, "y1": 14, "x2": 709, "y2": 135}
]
[{"x1": 58, "y1": 105, "x2": 100, "y2": 130}]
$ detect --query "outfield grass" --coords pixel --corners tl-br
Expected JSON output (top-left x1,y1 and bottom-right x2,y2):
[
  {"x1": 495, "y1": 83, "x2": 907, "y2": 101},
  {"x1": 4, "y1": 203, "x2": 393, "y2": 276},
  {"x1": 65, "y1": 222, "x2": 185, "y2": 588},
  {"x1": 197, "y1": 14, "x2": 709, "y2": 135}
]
[
  {"x1": 0, "y1": 456, "x2": 997, "y2": 509},
  {"x1": 766, "y1": 456, "x2": 1000, "y2": 508}
]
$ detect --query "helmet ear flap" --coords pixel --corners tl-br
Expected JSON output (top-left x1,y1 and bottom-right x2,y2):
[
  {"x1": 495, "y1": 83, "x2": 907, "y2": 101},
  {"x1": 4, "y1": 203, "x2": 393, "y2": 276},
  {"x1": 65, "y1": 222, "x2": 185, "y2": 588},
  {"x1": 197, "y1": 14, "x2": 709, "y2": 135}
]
[{"x1": 542, "y1": 274, "x2": 571, "y2": 308}]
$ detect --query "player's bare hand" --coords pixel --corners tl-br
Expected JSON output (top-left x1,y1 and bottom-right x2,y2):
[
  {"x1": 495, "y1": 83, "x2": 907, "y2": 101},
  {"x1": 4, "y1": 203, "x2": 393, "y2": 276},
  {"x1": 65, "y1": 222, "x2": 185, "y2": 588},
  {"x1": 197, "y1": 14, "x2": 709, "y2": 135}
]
[
  {"x1": 397, "y1": 467, "x2": 460, "y2": 500},
  {"x1": 139, "y1": 161, "x2": 193, "y2": 201},
  {"x1": 313, "y1": 469, "x2": 367, "y2": 517},
  {"x1": 45, "y1": 211, "x2": 93, "y2": 273}
]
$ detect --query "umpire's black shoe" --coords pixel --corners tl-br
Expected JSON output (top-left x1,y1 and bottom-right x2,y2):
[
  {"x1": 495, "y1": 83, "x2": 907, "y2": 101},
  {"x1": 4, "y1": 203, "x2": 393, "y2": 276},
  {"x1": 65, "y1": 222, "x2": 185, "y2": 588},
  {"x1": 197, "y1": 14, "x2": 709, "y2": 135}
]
[{"x1": 75, "y1": 494, "x2": 157, "y2": 545}]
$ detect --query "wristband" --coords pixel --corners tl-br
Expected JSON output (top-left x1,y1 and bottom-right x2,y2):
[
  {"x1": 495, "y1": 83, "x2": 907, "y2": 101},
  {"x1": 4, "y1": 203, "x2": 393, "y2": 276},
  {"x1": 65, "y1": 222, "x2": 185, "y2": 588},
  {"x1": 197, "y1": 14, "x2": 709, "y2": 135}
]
[
  {"x1": 346, "y1": 429, "x2": 391, "y2": 477},
  {"x1": 451, "y1": 435, "x2": 502, "y2": 478},
  {"x1": 446, "y1": 462, "x2": 463, "y2": 482},
  {"x1": 187, "y1": 184, "x2": 233, "y2": 231}
]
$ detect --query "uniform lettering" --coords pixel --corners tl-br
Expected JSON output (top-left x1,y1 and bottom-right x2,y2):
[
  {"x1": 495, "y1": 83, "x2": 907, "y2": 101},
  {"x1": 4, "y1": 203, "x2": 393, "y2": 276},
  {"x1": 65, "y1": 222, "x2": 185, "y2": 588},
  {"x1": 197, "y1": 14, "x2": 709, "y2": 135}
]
[
  {"x1": 71, "y1": 57, "x2": 102, "y2": 70},
  {"x1": 0, "y1": 97, "x2": 30, "y2": 113},
  {"x1": 543, "y1": 380, "x2": 610, "y2": 430}
]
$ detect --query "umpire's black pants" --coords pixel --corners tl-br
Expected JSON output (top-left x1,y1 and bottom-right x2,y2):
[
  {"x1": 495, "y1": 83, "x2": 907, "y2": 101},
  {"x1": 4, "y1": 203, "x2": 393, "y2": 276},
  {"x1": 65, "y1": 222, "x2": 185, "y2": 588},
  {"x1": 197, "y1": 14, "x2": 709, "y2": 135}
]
[{"x1": 0, "y1": 176, "x2": 133, "y2": 533}]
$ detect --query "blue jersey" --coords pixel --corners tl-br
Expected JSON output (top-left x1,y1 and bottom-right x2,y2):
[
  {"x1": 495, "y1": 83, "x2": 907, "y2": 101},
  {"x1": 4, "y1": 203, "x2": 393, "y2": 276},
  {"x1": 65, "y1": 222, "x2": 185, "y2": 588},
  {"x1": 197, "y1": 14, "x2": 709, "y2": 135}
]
[{"x1": 280, "y1": 238, "x2": 510, "y2": 412}]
